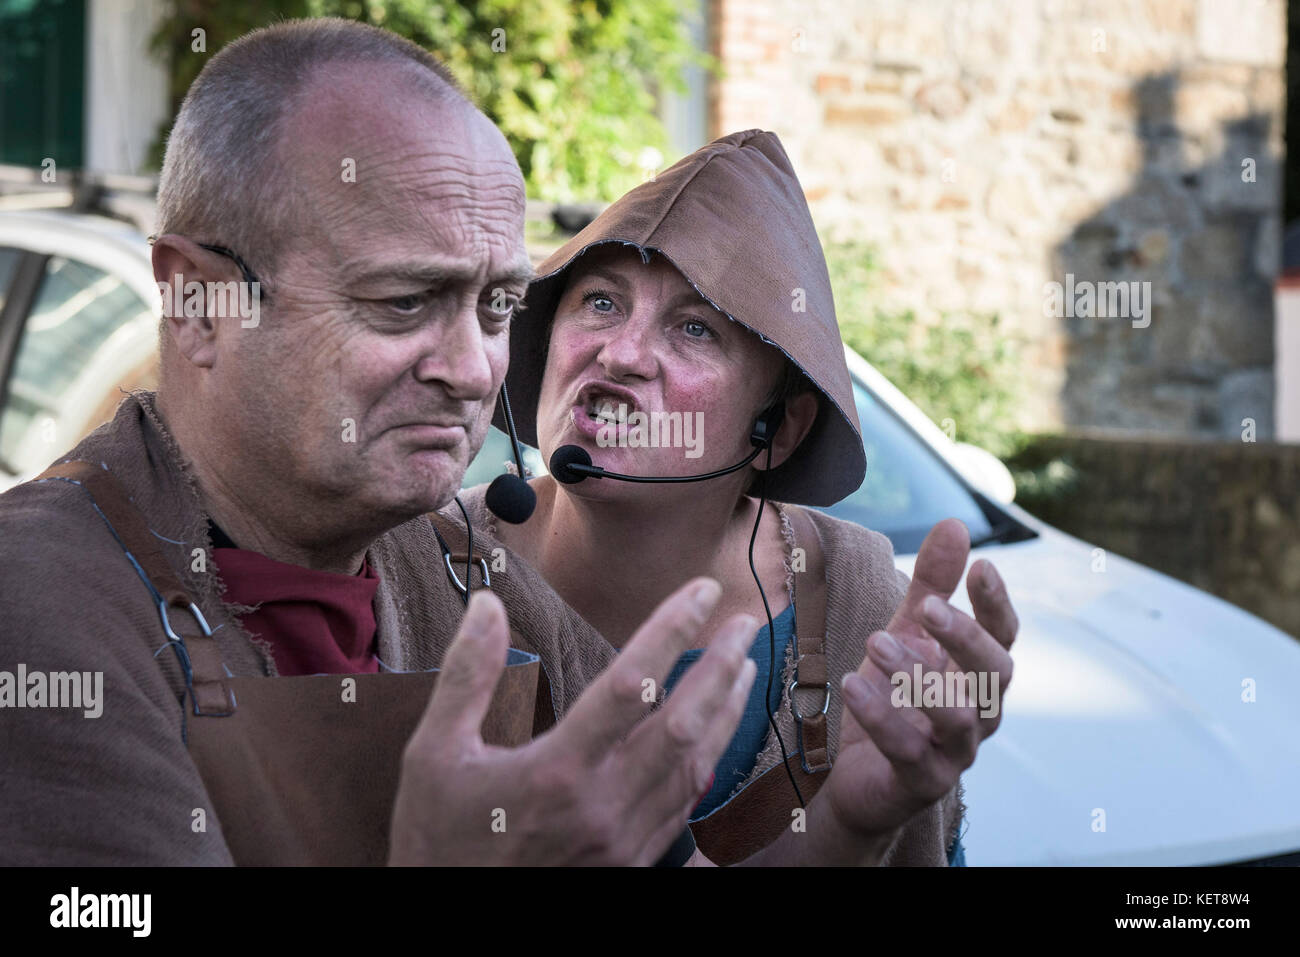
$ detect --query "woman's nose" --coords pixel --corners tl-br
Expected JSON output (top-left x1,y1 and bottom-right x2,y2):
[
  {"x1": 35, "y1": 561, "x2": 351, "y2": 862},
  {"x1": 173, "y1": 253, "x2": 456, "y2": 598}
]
[{"x1": 595, "y1": 314, "x2": 658, "y2": 381}]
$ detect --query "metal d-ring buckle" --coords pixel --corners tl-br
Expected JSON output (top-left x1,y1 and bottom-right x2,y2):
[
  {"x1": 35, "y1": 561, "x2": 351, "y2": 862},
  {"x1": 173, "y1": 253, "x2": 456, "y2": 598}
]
[
  {"x1": 788, "y1": 679, "x2": 832, "y2": 720},
  {"x1": 443, "y1": 553, "x2": 491, "y2": 598},
  {"x1": 159, "y1": 598, "x2": 235, "y2": 715}
]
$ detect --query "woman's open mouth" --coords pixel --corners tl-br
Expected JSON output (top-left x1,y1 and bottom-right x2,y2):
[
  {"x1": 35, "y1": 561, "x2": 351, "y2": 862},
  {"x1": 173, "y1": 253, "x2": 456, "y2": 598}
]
[{"x1": 573, "y1": 383, "x2": 640, "y2": 428}]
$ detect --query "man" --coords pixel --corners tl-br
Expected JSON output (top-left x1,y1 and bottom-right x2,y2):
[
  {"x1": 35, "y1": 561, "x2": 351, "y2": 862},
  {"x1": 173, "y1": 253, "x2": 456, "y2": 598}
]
[{"x1": 0, "y1": 18, "x2": 757, "y2": 866}]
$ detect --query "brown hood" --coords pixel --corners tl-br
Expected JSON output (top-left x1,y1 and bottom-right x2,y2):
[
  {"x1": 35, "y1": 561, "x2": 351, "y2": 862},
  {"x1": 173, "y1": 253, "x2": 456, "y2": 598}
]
[{"x1": 495, "y1": 129, "x2": 866, "y2": 506}]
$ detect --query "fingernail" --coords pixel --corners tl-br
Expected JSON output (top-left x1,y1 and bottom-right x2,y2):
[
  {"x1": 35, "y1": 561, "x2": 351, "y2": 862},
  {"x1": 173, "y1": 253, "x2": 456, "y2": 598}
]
[
  {"x1": 691, "y1": 578, "x2": 721, "y2": 610},
  {"x1": 730, "y1": 616, "x2": 759, "y2": 649},
  {"x1": 872, "y1": 631, "x2": 902, "y2": 660},
  {"x1": 984, "y1": 564, "x2": 1002, "y2": 594},
  {"x1": 842, "y1": 671, "x2": 874, "y2": 699},
  {"x1": 924, "y1": 595, "x2": 951, "y2": 629}
]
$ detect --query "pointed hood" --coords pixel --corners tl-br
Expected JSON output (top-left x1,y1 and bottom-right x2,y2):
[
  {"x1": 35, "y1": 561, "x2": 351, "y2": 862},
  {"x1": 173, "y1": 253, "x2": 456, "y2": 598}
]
[{"x1": 496, "y1": 129, "x2": 865, "y2": 506}]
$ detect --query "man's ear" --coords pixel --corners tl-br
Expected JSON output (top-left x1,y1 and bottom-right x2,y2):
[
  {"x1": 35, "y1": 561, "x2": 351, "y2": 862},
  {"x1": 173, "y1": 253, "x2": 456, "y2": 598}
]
[
  {"x1": 152, "y1": 234, "x2": 232, "y2": 369},
  {"x1": 756, "y1": 390, "x2": 818, "y2": 472}
]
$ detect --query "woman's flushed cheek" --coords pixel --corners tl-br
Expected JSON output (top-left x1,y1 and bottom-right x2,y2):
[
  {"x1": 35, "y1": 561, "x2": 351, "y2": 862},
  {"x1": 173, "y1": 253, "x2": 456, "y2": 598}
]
[{"x1": 662, "y1": 376, "x2": 746, "y2": 464}]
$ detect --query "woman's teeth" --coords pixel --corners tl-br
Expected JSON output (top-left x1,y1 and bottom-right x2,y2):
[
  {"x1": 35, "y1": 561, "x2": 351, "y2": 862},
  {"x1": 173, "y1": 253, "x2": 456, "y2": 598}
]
[{"x1": 588, "y1": 398, "x2": 625, "y2": 423}]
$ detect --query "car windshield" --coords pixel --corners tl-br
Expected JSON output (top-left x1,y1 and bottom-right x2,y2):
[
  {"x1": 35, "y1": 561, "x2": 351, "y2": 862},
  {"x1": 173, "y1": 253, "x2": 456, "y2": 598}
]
[
  {"x1": 461, "y1": 378, "x2": 996, "y2": 556},
  {"x1": 816, "y1": 381, "x2": 994, "y2": 554}
]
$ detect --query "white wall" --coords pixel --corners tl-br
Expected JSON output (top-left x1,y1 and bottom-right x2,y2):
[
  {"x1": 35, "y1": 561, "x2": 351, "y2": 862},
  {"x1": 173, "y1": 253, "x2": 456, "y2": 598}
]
[
  {"x1": 84, "y1": 0, "x2": 169, "y2": 174},
  {"x1": 1277, "y1": 283, "x2": 1300, "y2": 443}
]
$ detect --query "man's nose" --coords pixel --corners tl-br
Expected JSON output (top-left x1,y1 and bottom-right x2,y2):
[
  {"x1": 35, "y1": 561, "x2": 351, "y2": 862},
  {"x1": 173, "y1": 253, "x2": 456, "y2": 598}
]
[
  {"x1": 413, "y1": 302, "x2": 496, "y2": 400},
  {"x1": 596, "y1": 312, "x2": 658, "y2": 382}
]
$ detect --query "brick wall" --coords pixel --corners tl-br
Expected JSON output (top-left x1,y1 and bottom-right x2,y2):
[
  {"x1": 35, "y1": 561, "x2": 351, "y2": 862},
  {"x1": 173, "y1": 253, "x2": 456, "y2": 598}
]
[{"x1": 710, "y1": 0, "x2": 1286, "y2": 438}]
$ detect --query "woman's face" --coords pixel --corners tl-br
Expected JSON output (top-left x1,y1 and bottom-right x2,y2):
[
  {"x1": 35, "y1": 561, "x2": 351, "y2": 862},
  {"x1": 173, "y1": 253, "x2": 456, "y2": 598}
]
[{"x1": 535, "y1": 245, "x2": 786, "y2": 495}]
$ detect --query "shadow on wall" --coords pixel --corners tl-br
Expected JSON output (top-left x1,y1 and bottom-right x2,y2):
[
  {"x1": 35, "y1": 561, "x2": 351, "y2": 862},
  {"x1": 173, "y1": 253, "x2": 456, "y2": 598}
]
[{"x1": 1052, "y1": 71, "x2": 1278, "y2": 439}]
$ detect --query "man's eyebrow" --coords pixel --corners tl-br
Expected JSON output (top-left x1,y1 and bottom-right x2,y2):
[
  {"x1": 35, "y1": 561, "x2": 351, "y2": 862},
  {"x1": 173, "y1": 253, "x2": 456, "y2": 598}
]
[
  {"x1": 340, "y1": 259, "x2": 534, "y2": 288},
  {"x1": 489, "y1": 264, "x2": 536, "y2": 287}
]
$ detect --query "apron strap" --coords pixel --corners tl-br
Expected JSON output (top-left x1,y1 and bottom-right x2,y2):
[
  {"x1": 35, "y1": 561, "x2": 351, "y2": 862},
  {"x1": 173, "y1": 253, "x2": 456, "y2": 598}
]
[
  {"x1": 32, "y1": 460, "x2": 236, "y2": 718},
  {"x1": 429, "y1": 510, "x2": 557, "y2": 735},
  {"x1": 784, "y1": 505, "x2": 831, "y2": 773}
]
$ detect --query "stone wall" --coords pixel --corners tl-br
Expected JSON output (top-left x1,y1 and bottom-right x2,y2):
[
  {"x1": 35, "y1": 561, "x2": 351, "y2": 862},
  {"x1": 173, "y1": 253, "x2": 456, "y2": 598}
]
[
  {"x1": 1009, "y1": 434, "x2": 1300, "y2": 639},
  {"x1": 709, "y1": 0, "x2": 1286, "y2": 437}
]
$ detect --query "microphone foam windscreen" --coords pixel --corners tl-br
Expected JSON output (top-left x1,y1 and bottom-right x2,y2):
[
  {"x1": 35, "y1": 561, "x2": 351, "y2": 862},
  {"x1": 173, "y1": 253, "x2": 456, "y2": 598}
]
[
  {"x1": 549, "y1": 445, "x2": 594, "y2": 485},
  {"x1": 485, "y1": 473, "x2": 536, "y2": 524}
]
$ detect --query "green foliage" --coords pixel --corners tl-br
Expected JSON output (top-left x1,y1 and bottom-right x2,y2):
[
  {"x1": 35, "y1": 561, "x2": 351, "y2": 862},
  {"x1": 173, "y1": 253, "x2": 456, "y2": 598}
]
[
  {"x1": 147, "y1": 0, "x2": 712, "y2": 201},
  {"x1": 1000, "y1": 433, "x2": 1080, "y2": 515},
  {"x1": 825, "y1": 239, "x2": 1026, "y2": 460}
]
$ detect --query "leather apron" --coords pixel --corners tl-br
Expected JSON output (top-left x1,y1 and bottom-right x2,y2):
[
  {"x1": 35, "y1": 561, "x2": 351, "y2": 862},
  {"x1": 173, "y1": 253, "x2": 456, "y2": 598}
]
[{"x1": 38, "y1": 461, "x2": 540, "y2": 866}]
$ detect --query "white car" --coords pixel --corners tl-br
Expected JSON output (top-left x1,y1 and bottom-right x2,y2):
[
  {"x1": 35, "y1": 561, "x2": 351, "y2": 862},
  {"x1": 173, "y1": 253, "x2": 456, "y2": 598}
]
[
  {"x1": 6, "y1": 209, "x2": 1299, "y2": 865},
  {"x1": 840, "y1": 350, "x2": 1300, "y2": 867},
  {"x1": 0, "y1": 210, "x2": 159, "y2": 485}
]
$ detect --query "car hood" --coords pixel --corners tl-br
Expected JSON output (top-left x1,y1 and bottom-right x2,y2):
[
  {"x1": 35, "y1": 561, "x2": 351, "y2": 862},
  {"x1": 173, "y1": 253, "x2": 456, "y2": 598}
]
[{"x1": 893, "y1": 516, "x2": 1300, "y2": 865}]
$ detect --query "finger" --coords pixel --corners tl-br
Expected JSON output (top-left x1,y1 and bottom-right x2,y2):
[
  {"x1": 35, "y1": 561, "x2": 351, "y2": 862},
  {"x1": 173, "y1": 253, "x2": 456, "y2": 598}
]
[
  {"x1": 860, "y1": 629, "x2": 937, "y2": 737},
  {"x1": 967, "y1": 560, "x2": 1019, "y2": 650},
  {"x1": 864, "y1": 623, "x2": 994, "y2": 750},
  {"x1": 632, "y1": 658, "x2": 757, "y2": 865},
  {"x1": 416, "y1": 590, "x2": 510, "y2": 751},
  {"x1": 624, "y1": 629, "x2": 759, "y2": 858},
  {"x1": 560, "y1": 577, "x2": 722, "y2": 765},
  {"x1": 620, "y1": 613, "x2": 756, "y2": 799},
  {"x1": 841, "y1": 669, "x2": 949, "y2": 801},
  {"x1": 918, "y1": 595, "x2": 1014, "y2": 688},
  {"x1": 892, "y1": 519, "x2": 971, "y2": 635}
]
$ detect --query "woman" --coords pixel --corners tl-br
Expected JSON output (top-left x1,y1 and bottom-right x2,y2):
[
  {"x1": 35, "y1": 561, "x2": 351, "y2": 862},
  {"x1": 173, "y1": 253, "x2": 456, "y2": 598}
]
[{"x1": 451, "y1": 130, "x2": 1016, "y2": 865}]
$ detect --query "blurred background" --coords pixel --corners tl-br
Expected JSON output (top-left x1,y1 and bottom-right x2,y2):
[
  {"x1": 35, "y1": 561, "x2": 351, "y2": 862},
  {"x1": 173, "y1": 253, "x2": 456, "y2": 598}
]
[{"x1": 1, "y1": 0, "x2": 1298, "y2": 866}]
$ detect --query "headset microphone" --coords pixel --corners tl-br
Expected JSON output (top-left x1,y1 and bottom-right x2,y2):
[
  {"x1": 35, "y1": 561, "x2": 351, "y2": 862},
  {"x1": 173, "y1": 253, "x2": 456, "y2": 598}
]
[
  {"x1": 485, "y1": 383, "x2": 537, "y2": 524},
  {"x1": 548, "y1": 402, "x2": 785, "y2": 487}
]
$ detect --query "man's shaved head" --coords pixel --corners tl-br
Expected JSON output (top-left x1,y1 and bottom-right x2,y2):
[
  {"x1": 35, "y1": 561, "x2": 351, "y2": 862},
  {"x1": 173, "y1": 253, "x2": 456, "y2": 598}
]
[{"x1": 156, "y1": 17, "x2": 469, "y2": 281}]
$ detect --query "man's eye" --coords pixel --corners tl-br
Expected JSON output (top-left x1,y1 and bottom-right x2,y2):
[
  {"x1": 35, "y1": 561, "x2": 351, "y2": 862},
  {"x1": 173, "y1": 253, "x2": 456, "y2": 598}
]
[
  {"x1": 482, "y1": 291, "x2": 520, "y2": 322},
  {"x1": 385, "y1": 292, "x2": 431, "y2": 314},
  {"x1": 683, "y1": 319, "x2": 715, "y2": 339}
]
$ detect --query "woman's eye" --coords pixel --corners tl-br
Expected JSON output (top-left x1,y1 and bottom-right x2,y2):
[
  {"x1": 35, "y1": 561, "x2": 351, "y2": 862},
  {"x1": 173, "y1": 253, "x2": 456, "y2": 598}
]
[{"x1": 582, "y1": 291, "x2": 614, "y2": 313}]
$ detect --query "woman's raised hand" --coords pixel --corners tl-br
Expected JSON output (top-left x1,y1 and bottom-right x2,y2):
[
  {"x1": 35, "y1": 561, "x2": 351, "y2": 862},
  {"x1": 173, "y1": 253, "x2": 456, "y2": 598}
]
[{"x1": 826, "y1": 518, "x2": 1018, "y2": 850}]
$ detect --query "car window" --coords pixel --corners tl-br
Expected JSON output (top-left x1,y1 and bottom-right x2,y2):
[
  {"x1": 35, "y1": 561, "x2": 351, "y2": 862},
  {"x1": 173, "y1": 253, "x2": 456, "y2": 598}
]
[
  {"x1": 0, "y1": 246, "x2": 22, "y2": 311},
  {"x1": 461, "y1": 426, "x2": 545, "y2": 492},
  {"x1": 0, "y1": 256, "x2": 154, "y2": 474},
  {"x1": 818, "y1": 382, "x2": 994, "y2": 554}
]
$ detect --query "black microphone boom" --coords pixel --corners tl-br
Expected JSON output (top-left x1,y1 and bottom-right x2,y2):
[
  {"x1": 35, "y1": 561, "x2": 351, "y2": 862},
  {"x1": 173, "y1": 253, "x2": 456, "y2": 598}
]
[
  {"x1": 549, "y1": 445, "x2": 596, "y2": 484},
  {"x1": 547, "y1": 444, "x2": 764, "y2": 485},
  {"x1": 485, "y1": 383, "x2": 537, "y2": 524}
]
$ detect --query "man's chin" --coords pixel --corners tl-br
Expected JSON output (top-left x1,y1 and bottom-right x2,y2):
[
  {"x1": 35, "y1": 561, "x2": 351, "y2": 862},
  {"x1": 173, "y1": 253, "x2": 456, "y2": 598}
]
[{"x1": 366, "y1": 448, "x2": 468, "y2": 516}]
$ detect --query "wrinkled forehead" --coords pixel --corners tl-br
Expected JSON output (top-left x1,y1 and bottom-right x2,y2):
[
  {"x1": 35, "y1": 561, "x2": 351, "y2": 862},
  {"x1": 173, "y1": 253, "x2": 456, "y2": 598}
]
[{"x1": 277, "y1": 61, "x2": 527, "y2": 272}]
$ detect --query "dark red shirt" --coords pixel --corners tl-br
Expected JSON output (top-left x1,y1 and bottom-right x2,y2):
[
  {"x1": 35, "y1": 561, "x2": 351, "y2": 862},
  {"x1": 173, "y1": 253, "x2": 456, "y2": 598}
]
[{"x1": 210, "y1": 521, "x2": 381, "y2": 676}]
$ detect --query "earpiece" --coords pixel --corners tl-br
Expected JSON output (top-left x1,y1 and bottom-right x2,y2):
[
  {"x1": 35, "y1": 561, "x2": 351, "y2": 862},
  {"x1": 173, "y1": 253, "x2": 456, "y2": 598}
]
[{"x1": 749, "y1": 401, "x2": 786, "y2": 450}]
